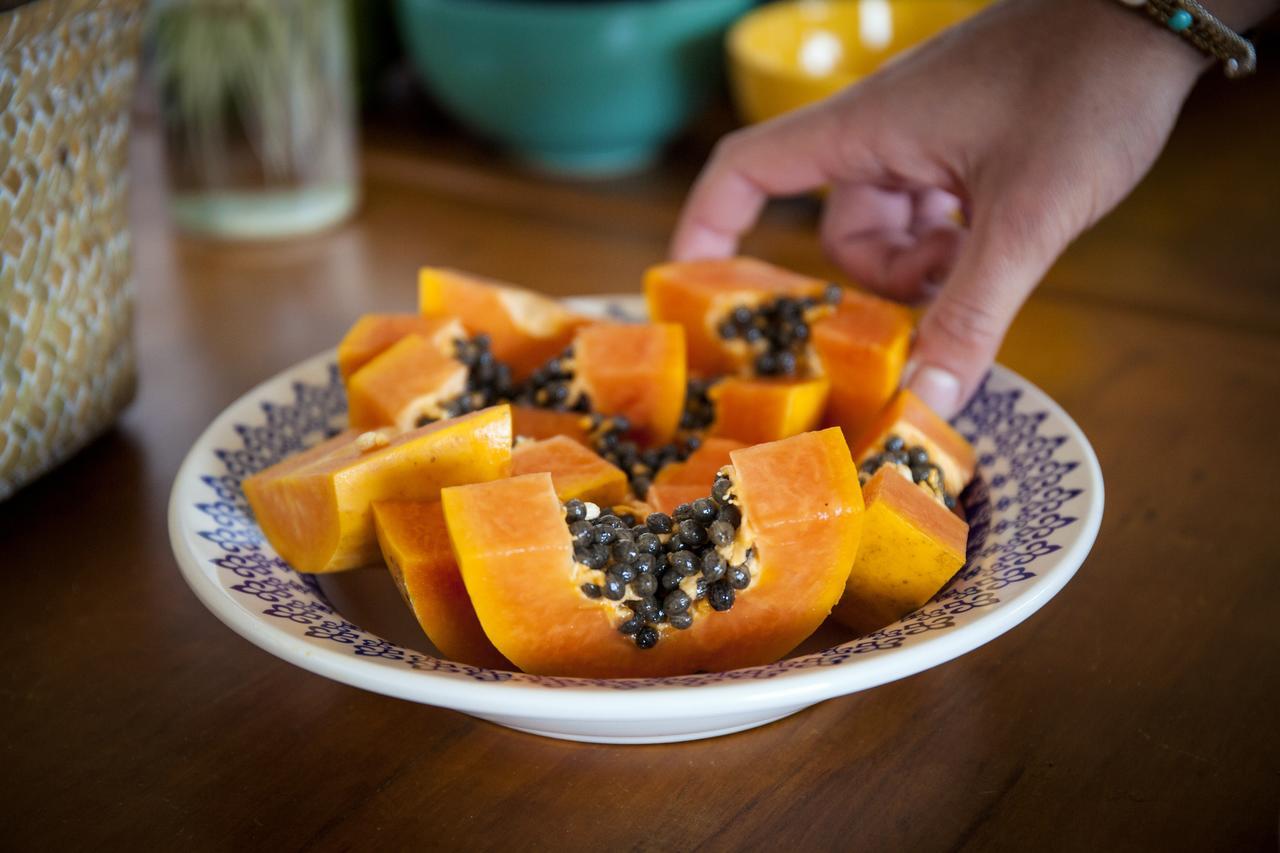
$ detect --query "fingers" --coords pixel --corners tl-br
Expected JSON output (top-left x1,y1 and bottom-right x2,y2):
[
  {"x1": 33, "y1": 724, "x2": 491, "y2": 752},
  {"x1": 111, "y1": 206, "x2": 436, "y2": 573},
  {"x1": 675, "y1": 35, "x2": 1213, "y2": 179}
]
[
  {"x1": 820, "y1": 184, "x2": 964, "y2": 304},
  {"x1": 905, "y1": 201, "x2": 1062, "y2": 417},
  {"x1": 671, "y1": 103, "x2": 863, "y2": 261},
  {"x1": 913, "y1": 188, "x2": 964, "y2": 229}
]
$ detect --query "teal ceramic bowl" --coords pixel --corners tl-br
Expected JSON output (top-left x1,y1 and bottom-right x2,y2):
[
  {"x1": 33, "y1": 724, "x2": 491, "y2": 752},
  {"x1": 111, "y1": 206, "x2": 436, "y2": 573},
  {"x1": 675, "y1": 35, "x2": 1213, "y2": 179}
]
[{"x1": 395, "y1": 0, "x2": 755, "y2": 176}]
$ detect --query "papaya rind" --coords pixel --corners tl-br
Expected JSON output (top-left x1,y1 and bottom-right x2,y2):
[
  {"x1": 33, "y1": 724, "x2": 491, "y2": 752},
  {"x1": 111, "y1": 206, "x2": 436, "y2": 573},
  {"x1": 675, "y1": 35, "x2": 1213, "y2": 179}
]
[
  {"x1": 832, "y1": 465, "x2": 968, "y2": 635},
  {"x1": 373, "y1": 499, "x2": 511, "y2": 669}
]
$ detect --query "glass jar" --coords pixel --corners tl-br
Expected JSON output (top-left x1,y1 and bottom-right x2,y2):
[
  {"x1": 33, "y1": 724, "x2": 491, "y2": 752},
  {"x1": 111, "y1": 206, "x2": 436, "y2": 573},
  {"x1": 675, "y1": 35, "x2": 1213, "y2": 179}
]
[{"x1": 148, "y1": 0, "x2": 359, "y2": 239}]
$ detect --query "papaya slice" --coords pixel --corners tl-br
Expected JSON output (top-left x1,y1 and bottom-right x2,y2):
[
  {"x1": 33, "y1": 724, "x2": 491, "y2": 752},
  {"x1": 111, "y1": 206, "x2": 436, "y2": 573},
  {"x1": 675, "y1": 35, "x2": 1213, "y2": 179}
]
[
  {"x1": 511, "y1": 435, "x2": 629, "y2": 507},
  {"x1": 851, "y1": 389, "x2": 976, "y2": 499},
  {"x1": 811, "y1": 290, "x2": 914, "y2": 440},
  {"x1": 441, "y1": 428, "x2": 863, "y2": 678},
  {"x1": 706, "y1": 376, "x2": 829, "y2": 445},
  {"x1": 345, "y1": 332, "x2": 518, "y2": 433},
  {"x1": 418, "y1": 267, "x2": 589, "y2": 380},
  {"x1": 244, "y1": 405, "x2": 512, "y2": 574},
  {"x1": 652, "y1": 437, "x2": 744, "y2": 487},
  {"x1": 337, "y1": 314, "x2": 463, "y2": 380},
  {"x1": 569, "y1": 323, "x2": 686, "y2": 446},
  {"x1": 832, "y1": 465, "x2": 968, "y2": 635},
  {"x1": 510, "y1": 405, "x2": 590, "y2": 446},
  {"x1": 644, "y1": 257, "x2": 831, "y2": 377},
  {"x1": 373, "y1": 500, "x2": 510, "y2": 669},
  {"x1": 346, "y1": 334, "x2": 469, "y2": 431}
]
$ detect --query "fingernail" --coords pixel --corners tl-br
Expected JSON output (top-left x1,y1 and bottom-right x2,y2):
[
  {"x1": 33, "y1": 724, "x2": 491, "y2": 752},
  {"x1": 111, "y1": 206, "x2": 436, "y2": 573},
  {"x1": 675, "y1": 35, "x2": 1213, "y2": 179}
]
[{"x1": 906, "y1": 363, "x2": 962, "y2": 417}]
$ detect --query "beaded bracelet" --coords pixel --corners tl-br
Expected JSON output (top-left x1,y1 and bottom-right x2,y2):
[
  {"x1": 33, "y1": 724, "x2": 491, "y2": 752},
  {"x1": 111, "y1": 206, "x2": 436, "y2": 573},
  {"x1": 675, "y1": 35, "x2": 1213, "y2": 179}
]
[{"x1": 1115, "y1": 0, "x2": 1257, "y2": 77}]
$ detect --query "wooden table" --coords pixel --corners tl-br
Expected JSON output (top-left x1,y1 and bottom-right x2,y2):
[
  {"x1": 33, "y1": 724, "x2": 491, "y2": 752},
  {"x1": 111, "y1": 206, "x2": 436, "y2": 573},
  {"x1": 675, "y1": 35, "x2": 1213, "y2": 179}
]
[{"x1": 3, "y1": 62, "x2": 1278, "y2": 850}]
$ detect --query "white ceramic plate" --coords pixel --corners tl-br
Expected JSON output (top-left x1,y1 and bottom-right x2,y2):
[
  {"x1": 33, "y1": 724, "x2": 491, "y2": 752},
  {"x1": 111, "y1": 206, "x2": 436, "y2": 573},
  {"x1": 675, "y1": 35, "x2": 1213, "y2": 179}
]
[{"x1": 170, "y1": 296, "x2": 1103, "y2": 744}]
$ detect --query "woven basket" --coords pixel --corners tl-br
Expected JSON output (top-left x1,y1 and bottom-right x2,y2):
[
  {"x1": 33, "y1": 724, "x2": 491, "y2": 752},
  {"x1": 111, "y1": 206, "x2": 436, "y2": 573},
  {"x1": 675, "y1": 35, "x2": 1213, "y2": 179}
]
[{"x1": 0, "y1": 0, "x2": 142, "y2": 499}]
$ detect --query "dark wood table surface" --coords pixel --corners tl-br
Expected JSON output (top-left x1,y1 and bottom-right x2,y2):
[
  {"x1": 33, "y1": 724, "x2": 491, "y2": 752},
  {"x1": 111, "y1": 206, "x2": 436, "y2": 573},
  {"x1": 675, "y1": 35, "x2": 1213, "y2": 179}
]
[{"x1": 3, "y1": 62, "x2": 1279, "y2": 851}]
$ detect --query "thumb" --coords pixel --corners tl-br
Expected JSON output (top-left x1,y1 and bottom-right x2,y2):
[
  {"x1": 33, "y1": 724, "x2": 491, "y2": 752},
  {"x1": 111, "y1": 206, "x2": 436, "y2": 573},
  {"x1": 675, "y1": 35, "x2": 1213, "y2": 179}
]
[{"x1": 905, "y1": 200, "x2": 1064, "y2": 418}]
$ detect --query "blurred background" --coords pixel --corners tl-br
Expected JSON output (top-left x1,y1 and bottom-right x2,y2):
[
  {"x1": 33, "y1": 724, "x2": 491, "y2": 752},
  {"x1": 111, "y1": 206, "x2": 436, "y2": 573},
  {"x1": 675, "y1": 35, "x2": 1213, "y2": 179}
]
[{"x1": 139, "y1": 0, "x2": 989, "y2": 237}]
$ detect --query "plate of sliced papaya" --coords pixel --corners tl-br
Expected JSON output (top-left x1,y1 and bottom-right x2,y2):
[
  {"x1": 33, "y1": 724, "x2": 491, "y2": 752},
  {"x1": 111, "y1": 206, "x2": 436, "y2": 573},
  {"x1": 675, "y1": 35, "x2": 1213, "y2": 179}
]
[{"x1": 170, "y1": 257, "x2": 1103, "y2": 743}]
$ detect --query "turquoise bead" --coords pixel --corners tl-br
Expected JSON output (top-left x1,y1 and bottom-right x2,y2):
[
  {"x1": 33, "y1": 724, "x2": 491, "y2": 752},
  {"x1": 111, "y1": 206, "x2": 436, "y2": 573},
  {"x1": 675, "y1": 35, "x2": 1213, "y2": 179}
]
[{"x1": 1168, "y1": 9, "x2": 1193, "y2": 31}]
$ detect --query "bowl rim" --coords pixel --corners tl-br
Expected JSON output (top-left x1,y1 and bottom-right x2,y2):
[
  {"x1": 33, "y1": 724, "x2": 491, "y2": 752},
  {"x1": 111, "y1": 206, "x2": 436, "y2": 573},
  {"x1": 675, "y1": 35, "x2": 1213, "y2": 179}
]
[{"x1": 169, "y1": 299, "x2": 1103, "y2": 722}]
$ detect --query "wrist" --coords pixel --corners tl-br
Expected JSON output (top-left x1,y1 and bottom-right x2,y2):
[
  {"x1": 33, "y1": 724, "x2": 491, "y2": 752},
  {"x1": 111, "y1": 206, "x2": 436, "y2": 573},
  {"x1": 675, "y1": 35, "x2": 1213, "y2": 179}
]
[
  {"x1": 1086, "y1": 0, "x2": 1211, "y2": 86},
  {"x1": 1196, "y1": 0, "x2": 1277, "y2": 30}
]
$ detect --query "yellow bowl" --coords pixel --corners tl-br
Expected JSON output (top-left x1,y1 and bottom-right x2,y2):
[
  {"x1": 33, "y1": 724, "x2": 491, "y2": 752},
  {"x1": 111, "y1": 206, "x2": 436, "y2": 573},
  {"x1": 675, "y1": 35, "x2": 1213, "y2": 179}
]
[{"x1": 727, "y1": 0, "x2": 989, "y2": 125}]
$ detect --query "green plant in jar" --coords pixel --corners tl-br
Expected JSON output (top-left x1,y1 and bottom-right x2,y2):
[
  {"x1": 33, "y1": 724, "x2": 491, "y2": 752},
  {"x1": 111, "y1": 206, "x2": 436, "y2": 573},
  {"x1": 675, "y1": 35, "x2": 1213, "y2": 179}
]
[{"x1": 148, "y1": 0, "x2": 359, "y2": 238}]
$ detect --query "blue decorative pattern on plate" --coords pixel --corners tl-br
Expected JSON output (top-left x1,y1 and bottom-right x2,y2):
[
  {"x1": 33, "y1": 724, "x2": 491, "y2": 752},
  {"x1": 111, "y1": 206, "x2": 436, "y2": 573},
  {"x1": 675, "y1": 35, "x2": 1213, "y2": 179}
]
[{"x1": 170, "y1": 296, "x2": 1103, "y2": 743}]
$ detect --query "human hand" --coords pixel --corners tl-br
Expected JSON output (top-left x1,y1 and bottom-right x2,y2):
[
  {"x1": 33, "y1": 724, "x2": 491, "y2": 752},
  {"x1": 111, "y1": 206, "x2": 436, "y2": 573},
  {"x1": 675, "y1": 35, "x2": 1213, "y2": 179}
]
[{"x1": 672, "y1": 0, "x2": 1210, "y2": 417}]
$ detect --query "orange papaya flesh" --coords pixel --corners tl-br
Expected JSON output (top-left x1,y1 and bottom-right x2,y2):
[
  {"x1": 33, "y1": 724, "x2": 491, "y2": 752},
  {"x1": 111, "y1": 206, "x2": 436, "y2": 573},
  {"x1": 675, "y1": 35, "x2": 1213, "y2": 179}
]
[
  {"x1": 851, "y1": 389, "x2": 976, "y2": 499},
  {"x1": 511, "y1": 435, "x2": 629, "y2": 507},
  {"x1": 832, "y1": 464, "x2": 968, "y2": 635},
  {"x1": 418, "y1": 267, "x2": 590, "y2": 380},
  {"x1": 442, "y1": 428, "x2": 863, "y2": 678},
  {"x1": 644, "y1": 257, "x2": 829, "y2": 378},
  {"x1": 372, "y1": 500, "x2": 511, "y2": 669},
  {"x1": 244, "y1": 405, "x2": 513, "y2": 574},
  {"x1": 570, "y1": 322, "x2": 686, "y2": 447},
  {"x1": 811, "y1": 290, "x2": 915, "y2": 440},
  {"x1": 337, "y1": 314, "x2": 463, "y2": 380},
  {"x1": 643, "y1": 483, "x2": 707, "y2": 516},
  {"x1": 706, "y1": 376, "x2": 830, "y2": 445},
  {"x1": 510, "y1": 405, "x2": 591, "y2": 446},
  {"x1": 346, "y1": 334, "x2": 468, "y2": 431},
  {"x1": 652, "y1": 437, "x2": 744, "y2": 487}
]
